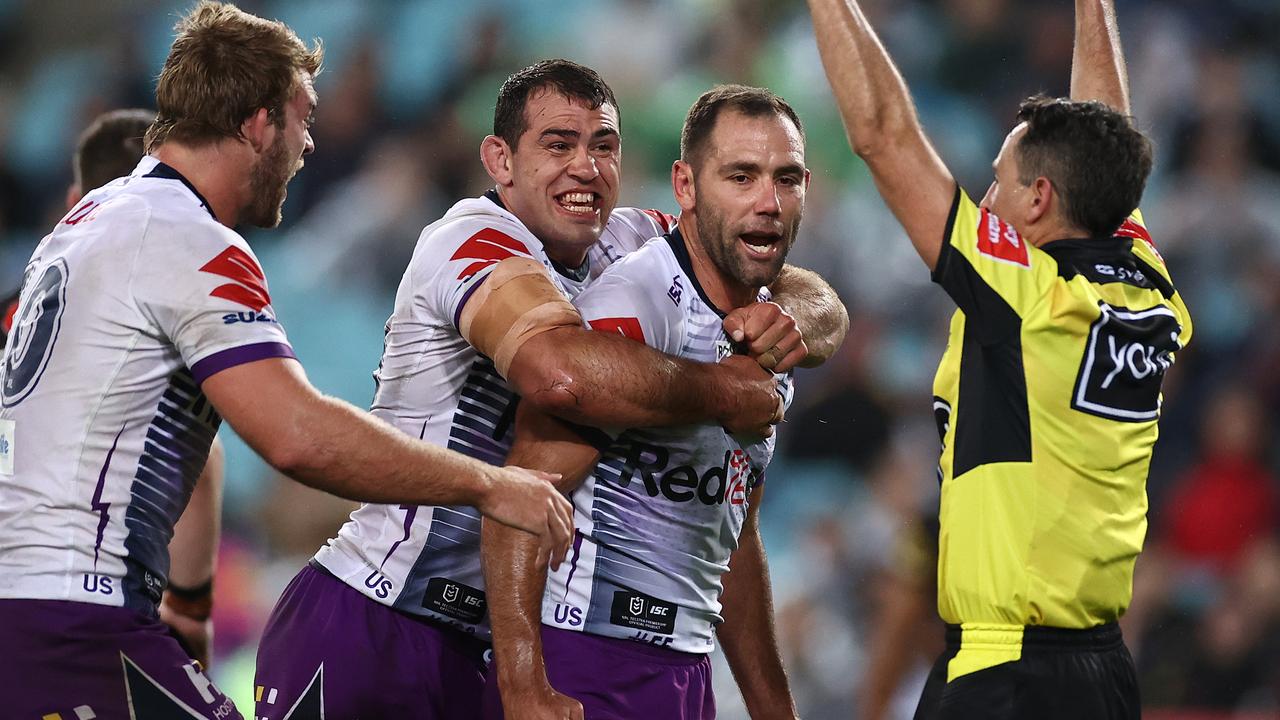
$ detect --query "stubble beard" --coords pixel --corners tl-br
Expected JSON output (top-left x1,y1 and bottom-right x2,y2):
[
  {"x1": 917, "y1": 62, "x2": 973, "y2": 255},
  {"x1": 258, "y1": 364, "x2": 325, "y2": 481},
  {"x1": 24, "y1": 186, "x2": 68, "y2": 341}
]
[
  {"x1": 246, "y1": 135, "x2": 294, "y2": 229},
  {"x1": 695, "y1": 203, "x2": 798, "y2": 292}
]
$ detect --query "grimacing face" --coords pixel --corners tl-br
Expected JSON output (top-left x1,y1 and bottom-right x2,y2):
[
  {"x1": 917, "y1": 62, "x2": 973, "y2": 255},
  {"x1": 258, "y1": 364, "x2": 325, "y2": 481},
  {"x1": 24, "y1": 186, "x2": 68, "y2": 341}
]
[
  {"x1": 692, "y1": 110, "x2": 808, "y2": 291},
  {"x1": 247, "y1": 73, "x2": 316, "y2": 228},
  {"x1": 502, "y1": 89, "x2": 621, "y2": 264}
]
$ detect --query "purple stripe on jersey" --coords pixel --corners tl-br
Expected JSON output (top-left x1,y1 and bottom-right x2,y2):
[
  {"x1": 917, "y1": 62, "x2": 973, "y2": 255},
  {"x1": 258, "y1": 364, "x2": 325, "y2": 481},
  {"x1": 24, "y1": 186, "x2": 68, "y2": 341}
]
[
  {"x1": 380, "y1": 505, "x2": 419, "y2": 568},
  {"x1": 190, "y1": 341, "x2": 295, "y2": 384},
  {"x1": 452, "y1": 273, "x2": 491, "y2": 331},
  {"x1": 560, "y1": 531, "x2": 585, "y2": 601},
  {"x1": 90, "y1": 425, "x2": 126, "y2": 568},
  {"x1": 450, "y1": 271, "x2": 488, "y2": 330}
]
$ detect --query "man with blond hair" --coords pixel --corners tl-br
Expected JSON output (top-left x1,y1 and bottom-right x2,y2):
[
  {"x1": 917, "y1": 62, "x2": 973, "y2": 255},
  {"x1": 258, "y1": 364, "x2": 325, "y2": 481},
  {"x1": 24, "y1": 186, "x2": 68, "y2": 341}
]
[{"x1": 0, "y1": 5, "x2": 575, "y2": 718}]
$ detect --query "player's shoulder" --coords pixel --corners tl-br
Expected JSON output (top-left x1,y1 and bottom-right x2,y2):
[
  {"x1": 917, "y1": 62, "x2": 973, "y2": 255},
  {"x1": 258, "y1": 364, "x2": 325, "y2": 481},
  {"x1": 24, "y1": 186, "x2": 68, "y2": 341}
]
[
  {"x1": 416, "y1": 195, "x2": 544, "y2": 262},
  {"x1": 1115, "y1": 212, "x2": 1169, "y2": 273},
  {"x1": 93, "y1": 160, "x2": 242, "y2": 255},
  {"x1": 601, "y1": 207, "x2": 675, "y2": 253},
  {"x1": 597, "y1": 234, "x2": 681, "y2": 285},
  {"x1": 605, "y1": 206, "x2": 675, "y2": 239}
]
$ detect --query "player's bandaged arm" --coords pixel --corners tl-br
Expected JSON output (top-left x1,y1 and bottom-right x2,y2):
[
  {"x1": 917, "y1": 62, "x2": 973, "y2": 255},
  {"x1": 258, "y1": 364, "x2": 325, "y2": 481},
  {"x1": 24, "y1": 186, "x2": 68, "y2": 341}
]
[
  {"x1": 482, "y1": 403, "x2": 603, "y2": 710},
  {"x1": 461, "y1": 256, "x2": 781, "y2": 433},
  {"x1": 718, "y1": 485, "x2": 800, "y2": 720},
  {"x1": 161, "y1": 436, "x2": 223, "y2": 668},
  {"x1": 768, "y1": 264, "x2": 849, "y2": 368}
]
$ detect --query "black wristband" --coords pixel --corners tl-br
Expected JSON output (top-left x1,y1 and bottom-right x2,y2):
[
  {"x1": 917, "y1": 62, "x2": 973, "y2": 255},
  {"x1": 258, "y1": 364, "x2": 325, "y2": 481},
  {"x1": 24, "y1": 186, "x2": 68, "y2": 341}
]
[{"x1": 165, "y1": 578, "x2": 213, "y2": 600}]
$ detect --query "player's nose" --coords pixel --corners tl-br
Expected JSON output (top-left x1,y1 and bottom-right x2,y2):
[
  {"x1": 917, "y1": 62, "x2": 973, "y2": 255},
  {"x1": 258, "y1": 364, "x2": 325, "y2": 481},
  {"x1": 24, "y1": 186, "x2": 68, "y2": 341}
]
[
  {"x1": 567, "y1": 146, "x2": 598, "y2": 181},
  {"x1": 753, "y1": 184, "x2": 781, "y2": 215}
]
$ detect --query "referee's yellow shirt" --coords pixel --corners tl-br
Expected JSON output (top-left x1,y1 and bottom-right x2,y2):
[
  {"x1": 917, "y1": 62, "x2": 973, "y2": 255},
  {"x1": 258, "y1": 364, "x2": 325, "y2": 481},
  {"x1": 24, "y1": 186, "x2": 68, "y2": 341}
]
[{"x1": 930, "y1": 188, "x2": 1192, "y2": 677}]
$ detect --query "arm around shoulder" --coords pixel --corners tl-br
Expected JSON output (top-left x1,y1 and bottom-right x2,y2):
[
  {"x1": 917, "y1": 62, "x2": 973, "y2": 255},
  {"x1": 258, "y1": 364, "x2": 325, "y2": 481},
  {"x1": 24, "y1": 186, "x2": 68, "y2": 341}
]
[{"x1": 200, "y1": 356, "x2": 574, "y2": 559}]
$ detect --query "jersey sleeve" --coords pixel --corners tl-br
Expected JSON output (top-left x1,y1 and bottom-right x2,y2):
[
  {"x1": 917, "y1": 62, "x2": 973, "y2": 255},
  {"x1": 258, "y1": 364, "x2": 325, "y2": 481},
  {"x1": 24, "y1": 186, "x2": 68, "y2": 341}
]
[
  {"x1": 131, "y1": 221, "x2": 294, "y2": 385},
  {"x1": 574, "y1": 257, "x2": 682, "y2": 357},
  {"x1": 416, "y1": 215, "x2": 543, "y2": 331},
  {"x1": 931, "y1": 188, "x2": 1057, "y2": 343}
]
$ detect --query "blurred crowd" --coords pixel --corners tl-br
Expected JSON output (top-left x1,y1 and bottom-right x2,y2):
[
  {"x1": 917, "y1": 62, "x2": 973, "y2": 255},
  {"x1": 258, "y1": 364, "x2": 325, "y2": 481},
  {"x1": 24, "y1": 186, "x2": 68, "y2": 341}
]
[{"x1": 1, "y1": 0, "x2": 1277, "y2": 717}]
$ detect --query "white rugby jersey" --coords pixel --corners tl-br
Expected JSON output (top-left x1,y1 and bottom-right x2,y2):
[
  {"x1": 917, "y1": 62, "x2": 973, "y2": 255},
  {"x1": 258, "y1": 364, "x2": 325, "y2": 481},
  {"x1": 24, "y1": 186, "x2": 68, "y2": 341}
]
[
  {"x1": 0, "y1": 156, "x2": 294, "y2": 614},
  {"x1": 312, "y1": 192, "x2": 671, "y2": 639},
  {"x1": 542, "y1": 229, "x2": 794, "y2": 654}
]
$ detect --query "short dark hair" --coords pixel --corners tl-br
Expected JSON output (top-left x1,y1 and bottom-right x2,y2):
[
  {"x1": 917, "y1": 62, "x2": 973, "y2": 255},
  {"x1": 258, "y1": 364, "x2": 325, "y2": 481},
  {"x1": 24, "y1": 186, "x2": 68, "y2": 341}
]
[
  {"x1": 680, "y1": 85, "x2": 805, "y2": 168},
  {"x1": 1014, "y1": 96, "x2": 1153, "y2": 238},
  {"x1": 145, "y1": 1, "x2": 323, "y2": 153},
  {"x1": 493, "y1": 59, "x2": 619, "y2": 148},
  {"x1": 74, "y1": 109, "x2": 154, "y2": 192}
]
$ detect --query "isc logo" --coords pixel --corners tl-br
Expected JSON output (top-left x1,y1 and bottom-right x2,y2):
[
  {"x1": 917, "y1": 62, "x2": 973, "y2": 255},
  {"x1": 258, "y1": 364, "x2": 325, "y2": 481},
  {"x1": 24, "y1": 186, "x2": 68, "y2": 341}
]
[{"x1": 1072, "y1": 303, "x2": 1181, "y2": 422}]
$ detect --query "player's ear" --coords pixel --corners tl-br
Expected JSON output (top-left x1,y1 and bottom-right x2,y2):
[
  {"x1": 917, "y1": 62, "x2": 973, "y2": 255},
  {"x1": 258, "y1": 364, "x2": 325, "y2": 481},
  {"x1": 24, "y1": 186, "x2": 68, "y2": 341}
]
[
  {"x1": 1027, "y1": 175, "x2": 1053, "y2": 225},
  {"x1": 241, "y1": 108, "x2": 273, "y2": 154},
  {"x1": 672, "y1": 160, "x2": 696, "y2": 213},
  {"x1": 481, "y1": 135, "x2": 515, "y2": 187}
]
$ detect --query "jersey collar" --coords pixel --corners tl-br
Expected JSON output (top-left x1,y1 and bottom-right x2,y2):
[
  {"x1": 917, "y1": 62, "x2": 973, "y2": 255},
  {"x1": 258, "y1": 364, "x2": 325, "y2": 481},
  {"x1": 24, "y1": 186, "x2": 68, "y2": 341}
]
[
  {"x1": 665, "y1": 227, "x2": 727, "y2": 319},
  {"x1": 144, "y1": 161, "x2": 217, "y2": 221},
  {"x1": 1039, "y1": 235, "x2": 1133, "y2": 256}
]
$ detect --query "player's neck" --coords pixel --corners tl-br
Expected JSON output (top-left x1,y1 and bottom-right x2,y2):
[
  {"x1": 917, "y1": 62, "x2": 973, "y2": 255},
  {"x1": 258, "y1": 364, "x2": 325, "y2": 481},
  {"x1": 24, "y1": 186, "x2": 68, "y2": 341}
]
[
  {"x1": 676, "y1": 216, "x2": 757, "y2": 312},
  {"x1": 1025, "y1": 213, "x2": 1092, "y2": 248},
  {"x1": 151, "y1": 143, "x2": 251, "y2": 228}
]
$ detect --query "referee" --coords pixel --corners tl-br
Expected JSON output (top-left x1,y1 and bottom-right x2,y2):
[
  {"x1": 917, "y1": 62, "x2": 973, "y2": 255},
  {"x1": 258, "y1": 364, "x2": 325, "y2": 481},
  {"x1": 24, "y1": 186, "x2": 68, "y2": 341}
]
[{"x1": 807, "y1": 0, "x2": 1191, "y2": 718}]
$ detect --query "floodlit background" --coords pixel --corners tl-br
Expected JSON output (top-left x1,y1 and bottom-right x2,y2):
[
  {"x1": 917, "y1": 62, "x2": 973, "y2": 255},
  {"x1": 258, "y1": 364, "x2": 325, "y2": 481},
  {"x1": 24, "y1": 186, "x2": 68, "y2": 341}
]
[{"x1": 2, "y1": 0, "x2": 1278, "y2": 717}]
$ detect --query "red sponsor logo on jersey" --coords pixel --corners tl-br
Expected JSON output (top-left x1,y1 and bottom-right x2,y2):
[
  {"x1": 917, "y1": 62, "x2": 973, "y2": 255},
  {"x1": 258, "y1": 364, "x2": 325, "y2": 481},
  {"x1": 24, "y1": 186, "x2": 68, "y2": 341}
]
[
  {"x1": 642, "y1": 209, "x2": 676, "y2": 234},
  {"x1": 450, "y1": 228, "x2": 532, "y2": 279},
  {"x1": 588, "y1": 316, "x2": 645, "y2": 343},
  {"x1": 1115, "y1": 218, "x2": 1164, "y2": 264},
  {"x1": 976, "y1": 208, "x2": 1030, "y2": 268},
  {"x1": 199, "y1": 246, "x2": 271, "y2": 312},
  {"x1": 726, "y1": 449, "x2": 751, "y2": 506},
  {"x1": 63, "y1": 200, "x2": 100, "y2": 226}
]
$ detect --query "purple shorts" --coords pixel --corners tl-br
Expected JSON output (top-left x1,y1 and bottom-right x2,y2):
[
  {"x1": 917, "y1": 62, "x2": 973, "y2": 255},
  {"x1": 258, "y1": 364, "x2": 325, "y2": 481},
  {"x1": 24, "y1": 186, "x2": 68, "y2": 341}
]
[
  {"x1": 481, "y1": 625, "x2": 715, "y2": 720},
  {"x1": 0, "y1": 598, "x2": 241, "y2": 720},
  {"x1": 254, "y1": 563, "x2": 491, "y2": 720}
]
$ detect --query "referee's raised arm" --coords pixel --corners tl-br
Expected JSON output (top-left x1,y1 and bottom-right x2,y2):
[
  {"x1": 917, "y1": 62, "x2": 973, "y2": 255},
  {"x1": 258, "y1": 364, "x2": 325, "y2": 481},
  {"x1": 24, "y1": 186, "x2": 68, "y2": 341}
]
[
  {"x1": 805, "y1": 0, "x2": 955, "y2": 271},
  {"x1": 1071, "y1": 0, "x2": 1132, "y2": 114}
]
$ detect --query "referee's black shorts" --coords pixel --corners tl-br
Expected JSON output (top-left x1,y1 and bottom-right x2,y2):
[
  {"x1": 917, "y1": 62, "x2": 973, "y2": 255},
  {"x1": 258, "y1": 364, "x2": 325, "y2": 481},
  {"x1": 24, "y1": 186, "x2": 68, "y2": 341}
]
[{"x1": 913, "y1": 623, "x2": 1139, "y2": 720}]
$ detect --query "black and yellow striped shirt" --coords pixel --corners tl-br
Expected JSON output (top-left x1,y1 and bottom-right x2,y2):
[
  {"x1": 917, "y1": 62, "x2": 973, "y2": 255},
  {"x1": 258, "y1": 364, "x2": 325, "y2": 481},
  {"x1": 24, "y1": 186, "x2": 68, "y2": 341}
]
[{"x1": 930, "y1": 188, "x2": 1192, "y2": 679}]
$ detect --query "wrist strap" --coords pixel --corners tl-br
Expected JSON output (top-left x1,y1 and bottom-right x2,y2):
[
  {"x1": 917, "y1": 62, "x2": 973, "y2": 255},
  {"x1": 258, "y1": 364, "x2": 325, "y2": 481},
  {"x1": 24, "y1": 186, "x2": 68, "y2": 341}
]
[{"x1": 163, "y1": 578, "x2": 213, "y2": 621}]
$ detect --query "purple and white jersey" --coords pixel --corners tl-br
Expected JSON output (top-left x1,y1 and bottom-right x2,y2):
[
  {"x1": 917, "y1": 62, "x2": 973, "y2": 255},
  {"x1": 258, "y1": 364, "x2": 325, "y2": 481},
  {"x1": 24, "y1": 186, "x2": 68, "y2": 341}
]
[
  {"x1": 312, "y1": 192, "x2": 670, "y2": 639},
  {"x1": 0, "y1": 156, "x2": 294, "y2": 615},
  {"x1": 542, "y1": 229, "x2": 794, "y2": 654}
]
